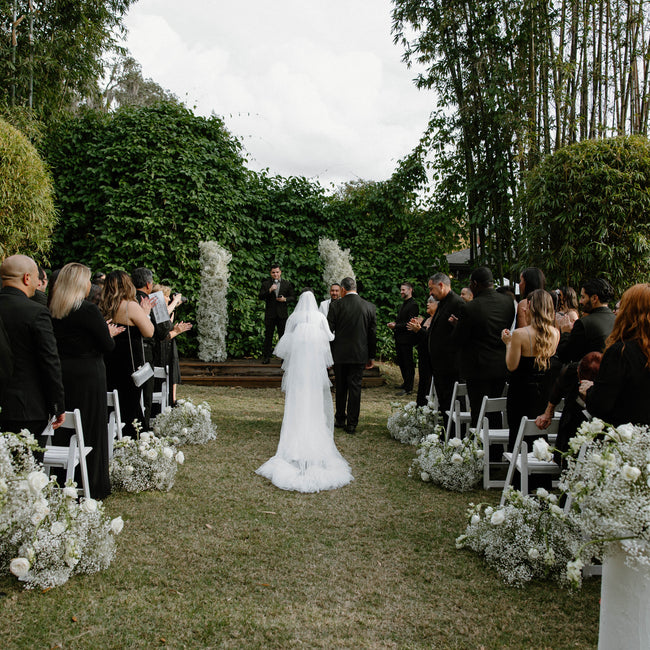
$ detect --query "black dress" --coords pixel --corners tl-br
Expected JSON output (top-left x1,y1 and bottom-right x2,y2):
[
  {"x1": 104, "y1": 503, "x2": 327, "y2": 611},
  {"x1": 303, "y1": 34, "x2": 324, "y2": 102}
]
[
  {"x1": 52, "y1": 300, "x2": 115, "y2": 499},
  {"x1": 105, "y1": 325, "x2": 145, "y2": 440}
]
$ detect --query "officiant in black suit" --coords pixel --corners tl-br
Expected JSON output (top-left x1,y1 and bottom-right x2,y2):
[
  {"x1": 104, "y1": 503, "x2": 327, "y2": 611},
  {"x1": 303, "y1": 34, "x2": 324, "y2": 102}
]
[
  {"x1": 0, "y1": 255, "x2": 65, "y2": 451},
  {"x1": 327, "y1": 277, "x2": 376, "y2": 434},
  {"x1": 259, "y1": 263, "x2": 296, "y2": 363}
]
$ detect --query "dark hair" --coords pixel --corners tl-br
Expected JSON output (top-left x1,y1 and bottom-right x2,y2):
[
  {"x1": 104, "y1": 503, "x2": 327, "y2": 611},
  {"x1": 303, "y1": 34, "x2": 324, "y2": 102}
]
[
  {"x1": 270, "y1": 263, "x2": 280, "y2": 270},
  {"x1": 578, "y1": 351, "x2": 603, "y2": 381},
  {"x1": 496, "y1": 285, "x2": 516, "y2": 300},
  {"x1": 548, "y1": 288, "x2": 559, "y2": 312},
  {"x1": 581, "y1": 278, "x2": 615, "y2": 304},
  {"x1": 401, "y1": 282, "x2": 414, "y2": 291},
  {"x1": 341, "y1": 277, "x2": 356, "y2": 291},
  {"x1": 330, "y1": 283, "x2": 341, "y2": 289},
  {"x1": 131, "y1": 267, "x2": 153, "y2": 289},
  {"x1": 37, "y1": 266, "x2": 46, "y2": 282},
  {"x1": 301, "y1": 286, "x2": 314, "y2": 294},
  {"x1": 471, "y1": 266, "x2": 494, "y2": 287},
  {"x1": 558, "y1": 286, "x2": 579, "y2": 311},
  {"x1": 92, "y1": 271, "x2": 106, "y2": 285},
  {"x1": 520, "y1": 267, "x2": 545, "y2": 298}
]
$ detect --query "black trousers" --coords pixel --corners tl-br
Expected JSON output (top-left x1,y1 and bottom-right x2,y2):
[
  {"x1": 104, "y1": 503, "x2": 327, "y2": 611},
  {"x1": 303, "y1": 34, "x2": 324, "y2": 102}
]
[
  {"x1": 333, "y1": 362, "x2": 365, "y2": 427},
  {"x1": 395, "y1": 342, "x2": 416, "y2": 391},
  {"x1": 263, "y1": 317, "x2": 287, "y2": 358},
  {"x1": 416, "y1": 351, "x2": 433, "y2": 407},
  {"x1": 432, "y1": 372, "x2": 458, "y2": 426},
  {"x1": 466, "y1": 377, "x2": 506, "y2": 427}
]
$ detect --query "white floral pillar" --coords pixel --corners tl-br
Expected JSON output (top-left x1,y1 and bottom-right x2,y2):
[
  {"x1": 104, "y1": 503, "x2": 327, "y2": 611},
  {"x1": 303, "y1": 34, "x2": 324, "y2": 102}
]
[
  {"x1": 197, "y1": 241, "x2": 231, "y2": 362},
  {"x1": 318, "y1": 238, "x2": 355, "y2": 293}
]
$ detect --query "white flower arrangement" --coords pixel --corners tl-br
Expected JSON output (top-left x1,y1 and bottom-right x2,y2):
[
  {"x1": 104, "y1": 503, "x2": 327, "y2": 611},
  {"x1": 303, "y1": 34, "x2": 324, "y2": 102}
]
[
  {"x1": 318, "y1": 237, "x2": 355, "y2": 289},
  {"x1": 456, "y1": 488, "x2": 583, "y2": 587},
  {"x1": 0, "y1": 430, "x2": 122, "y2": 590},
  {"x1": 152, "y1": 398, "x2": 217, "y2": 445},
  {"x1": 109, "y1": 425, "x2": 183, "y2": 493},
  {"x1": 411, "y1": 430, "x2": 484, "y2": 492},
  {"x1": 197, "y1": 240, "x2": 232, "y2": 362},
  {"x1": 559, "y1": 420, "x2": 650, "y2": 586},
  {"x1": 387, "y1": 400, "x2": 439, "y2": 445}
]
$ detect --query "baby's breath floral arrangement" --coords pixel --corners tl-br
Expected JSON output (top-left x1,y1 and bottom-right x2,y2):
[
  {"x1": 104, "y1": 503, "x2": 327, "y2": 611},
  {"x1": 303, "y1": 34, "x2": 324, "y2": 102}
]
[
  {"x1": 110, "y1": 426, "x2": 184, "y2": 493},
  {"x1": 560, "y1": 420, "x2": 650, "y2": 587},
  {"x1": 411, "y1": 430, "x2": 484, "y2": 492},
  {"x1": 387, "y1": 400, "x2": 439, "y2": 445},
  {"x1": 1, "y1": 429, "x2": 123, "y2": 590},
  {"x1": 456, "y1": 488, "x2": 583, "y2": 587},
  {"x1": 197, "y1": 240, "x2": 231, "y2": 362},
  {"x1": 318, "y1": 237, "x2": 355, "y2": 288},
  {"x1": 152, "y1": 398, "x2": 217, "y2": 445}
]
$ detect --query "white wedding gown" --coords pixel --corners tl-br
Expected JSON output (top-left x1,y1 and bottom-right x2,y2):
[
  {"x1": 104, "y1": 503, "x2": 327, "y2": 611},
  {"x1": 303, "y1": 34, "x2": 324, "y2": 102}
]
[{"x1": 255, "y1": 292, "x2": 353, "y2": 493}]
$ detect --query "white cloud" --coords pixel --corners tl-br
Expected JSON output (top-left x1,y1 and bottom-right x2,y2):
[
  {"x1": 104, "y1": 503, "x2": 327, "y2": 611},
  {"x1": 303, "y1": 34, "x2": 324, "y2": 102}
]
[{"x1": 123, "y1": 0, "x2": 433, "y2": 186}]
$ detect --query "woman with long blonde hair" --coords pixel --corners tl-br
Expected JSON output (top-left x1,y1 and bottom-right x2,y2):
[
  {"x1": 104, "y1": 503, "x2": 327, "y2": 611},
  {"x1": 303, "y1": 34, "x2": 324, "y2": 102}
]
[
  {"x1": 502, "y1": 289, "x2": 560, "y2": 450},
  {"x1": 582, "y1": 283, "x2": 650, "y2": 425},
  {"x1": 51, "y1": 263, "x2": 123, "y2": 499},
  {"x1": 99, "y1": 271, "x2": 154, "y2": 439}
]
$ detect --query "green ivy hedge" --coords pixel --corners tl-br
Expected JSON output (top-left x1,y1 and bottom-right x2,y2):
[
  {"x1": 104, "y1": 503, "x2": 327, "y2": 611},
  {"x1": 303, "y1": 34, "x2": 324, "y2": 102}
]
[{"x1": 44, "y1": 102, "x2": 455, "y2": 359}]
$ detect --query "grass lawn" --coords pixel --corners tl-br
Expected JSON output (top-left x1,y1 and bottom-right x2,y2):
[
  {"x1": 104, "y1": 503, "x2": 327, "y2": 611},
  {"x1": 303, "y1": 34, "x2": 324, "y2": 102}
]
[{"x1": 0, "y1": 364, "x2": 600, "y2": 649}]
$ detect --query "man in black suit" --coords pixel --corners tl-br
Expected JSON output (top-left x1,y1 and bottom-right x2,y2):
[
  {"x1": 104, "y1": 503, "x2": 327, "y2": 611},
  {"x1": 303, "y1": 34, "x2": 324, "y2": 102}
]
[
  {"x1": 452, "y1": 266, "x2": 515, "y2": 426},
  {"x1": 557, "y1": 277, "x2": 616, "y2": 363},
  {"x1": 259, "y1": 263, "x2": 296, "y2": 363},
  {"x1": 327, "y1": 277, "x2": 376, "y2": 434},
  {"x1": 388, "y1": 282, "x2": 419, "y2": 395},
  {"x1": 427, "y1": 272, "x2": 465, "y2": 421},
  {"x1": 0, "y1": 255, "x2": 65, "y2": 449}
]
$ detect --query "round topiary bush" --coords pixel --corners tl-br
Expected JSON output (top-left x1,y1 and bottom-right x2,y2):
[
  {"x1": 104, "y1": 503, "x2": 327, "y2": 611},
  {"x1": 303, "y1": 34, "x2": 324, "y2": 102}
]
[
  {"x1": 0, "y1": 118, "x2": 56, "y2": 260},
  {"x1": 519, "y1": 135, "x2": 650, "y2": 293}
]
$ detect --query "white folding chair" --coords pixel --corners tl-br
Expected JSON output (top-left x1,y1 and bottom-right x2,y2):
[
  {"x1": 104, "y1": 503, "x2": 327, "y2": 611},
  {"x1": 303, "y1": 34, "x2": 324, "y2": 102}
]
[
  {"x1": 43, "y1": 409, "x2": 92, "y2": 500},
  {"x1": 107, "y1": 389, "x2": 124, "y2": 460},
  {"x1": 151, "y1": 366, "x2": 169, "y2": 413},
  {"x1": 445, "y1": 381, "x2": 471, "y2": 440},
  {"x1": 475, "y1": 395, "x2": 510, "y2": 489},
  {"x1": 501, "y1": 417, "x2": 561, "y2": 504}
]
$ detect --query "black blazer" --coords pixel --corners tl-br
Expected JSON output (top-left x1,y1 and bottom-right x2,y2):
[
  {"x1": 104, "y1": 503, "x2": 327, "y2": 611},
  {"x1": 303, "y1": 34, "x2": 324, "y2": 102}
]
[
  {"x1": 452, "y1": 288, "x2": 515, "y2": 380},
  {"x1": 258, "y1": 278, "x2": 296, "y2": 321},
  {"x1": 586, "y1": 340, "x2": 650, "y2": 426},
  {"x1": 428, "y1": 290, "x2": 465, "y2": 376},
  {"x1": 0, "y1": 286, "x2": 65, "y2": 422},
  {"x1": 328, "y1": 293, "x2": 377, "y2": 365},
  {"x1": 557, "y1": 306, "x2": 616, "y2": 363},
  {"x1": 393, "y1": 297, "x2": 419, "y2": 345}
]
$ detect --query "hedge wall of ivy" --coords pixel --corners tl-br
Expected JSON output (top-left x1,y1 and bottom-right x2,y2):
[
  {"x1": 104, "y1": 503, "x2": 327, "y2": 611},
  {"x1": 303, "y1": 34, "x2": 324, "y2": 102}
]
[{"x1": 44, "y1": 102, "x2": 455, "y2": 359}]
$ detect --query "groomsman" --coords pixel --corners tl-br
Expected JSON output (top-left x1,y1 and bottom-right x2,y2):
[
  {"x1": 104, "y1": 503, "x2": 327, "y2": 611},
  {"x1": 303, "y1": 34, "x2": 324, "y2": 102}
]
[
  {"x1": 327, "y1": 277, "x2": 376, "y2": 434},
  {"x1": 259, "y1": 263, "x2": 296, "y2": 363},
  {"x1": 388, "y1": 282, "x2": 419, "y2": 394},
  {"x1": 318, "y1": 283, "x2": 341, "y2": 316}
]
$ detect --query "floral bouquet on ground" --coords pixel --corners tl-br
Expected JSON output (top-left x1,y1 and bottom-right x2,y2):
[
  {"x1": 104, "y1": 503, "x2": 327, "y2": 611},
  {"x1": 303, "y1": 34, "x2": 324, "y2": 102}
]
[
  {"x1": 559, "y1": 420, "x2": 650, "y2": 587},
  {"x1": 410, "y1": 430, "x2": 484, "y2": 492},
  {"x1": 456, "y1": 488, "x2": 583, "y2": 587},
  {"x1": 0, "y1": 429, "x2": 123, "y2": 590},
  {"x1": 387, "y1": 400, "x2": 439, "y2": 445},
  {"x1": 110, "y1": 425, "x2": 184, "y2": 493},
  {"x1": 152, "y1": 398, "x2": 217, "y2": 445}
]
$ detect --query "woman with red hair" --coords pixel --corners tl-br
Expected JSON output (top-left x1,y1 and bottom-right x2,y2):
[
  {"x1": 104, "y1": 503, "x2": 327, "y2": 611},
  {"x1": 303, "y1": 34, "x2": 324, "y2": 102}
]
[{"x1": 582, "y1": 283, "x2": 650, "y2": 425}]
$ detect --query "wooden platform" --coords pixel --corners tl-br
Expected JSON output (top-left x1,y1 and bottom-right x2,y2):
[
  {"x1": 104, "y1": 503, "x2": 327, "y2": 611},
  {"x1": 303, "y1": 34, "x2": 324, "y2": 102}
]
[{"x1": 180, "y1": 358, "x2": 385, "y2": 388}]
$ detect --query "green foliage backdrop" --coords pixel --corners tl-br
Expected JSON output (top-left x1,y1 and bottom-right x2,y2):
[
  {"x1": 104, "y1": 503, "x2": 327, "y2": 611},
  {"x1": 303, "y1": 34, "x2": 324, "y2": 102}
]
[
  {"x1": 0, "y1": 117, "x2": 56, "y2": 260},
  {"x1": 519, "y1": 135, "x2": 650, "y2": 294},
  {"x1": 44, "y1": 102, "x2": 454, "y2": 359}
]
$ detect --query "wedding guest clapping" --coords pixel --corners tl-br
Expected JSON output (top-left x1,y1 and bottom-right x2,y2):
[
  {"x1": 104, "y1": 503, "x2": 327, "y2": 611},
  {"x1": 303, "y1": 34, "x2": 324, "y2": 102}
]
[
  {"x1": 99, "y1": 271, "x2": 154, "y2": 439},
  {"x1": 50, "y1": 263, "x2": 123, "y2": 499},
  {"x1": 407, "y1": 296, "x2": 438, "y2": 407}
]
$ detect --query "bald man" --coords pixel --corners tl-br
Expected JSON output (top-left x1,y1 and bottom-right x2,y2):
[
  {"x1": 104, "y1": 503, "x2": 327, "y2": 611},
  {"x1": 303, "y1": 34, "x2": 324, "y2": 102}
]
[{"x1": 0, "y1": 255, "x2": 65, "y2": 448}]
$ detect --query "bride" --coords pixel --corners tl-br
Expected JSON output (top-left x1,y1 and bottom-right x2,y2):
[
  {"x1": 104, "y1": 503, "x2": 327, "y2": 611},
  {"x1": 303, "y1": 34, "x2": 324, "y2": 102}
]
[{"x1": 255, "y1": 290, "x2": 354, "y2": 492}]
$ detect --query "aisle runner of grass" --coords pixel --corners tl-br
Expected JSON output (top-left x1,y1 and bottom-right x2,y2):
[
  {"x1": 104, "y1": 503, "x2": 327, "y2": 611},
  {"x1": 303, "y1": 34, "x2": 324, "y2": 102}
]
[{"x1": 0, "y1": 366, "x2": 600, "y2": 648}]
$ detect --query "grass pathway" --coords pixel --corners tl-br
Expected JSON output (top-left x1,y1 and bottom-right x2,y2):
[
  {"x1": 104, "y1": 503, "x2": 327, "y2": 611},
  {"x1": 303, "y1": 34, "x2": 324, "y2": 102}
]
[{"x1": 0, "y1": 367, "x2": 600, "y2": 648}]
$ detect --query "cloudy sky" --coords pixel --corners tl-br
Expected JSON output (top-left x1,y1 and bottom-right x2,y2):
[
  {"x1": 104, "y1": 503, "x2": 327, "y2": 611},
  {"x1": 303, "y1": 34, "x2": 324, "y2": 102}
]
[{"x1": 123, "y1": 0, "x2": 434, "y2": 188}]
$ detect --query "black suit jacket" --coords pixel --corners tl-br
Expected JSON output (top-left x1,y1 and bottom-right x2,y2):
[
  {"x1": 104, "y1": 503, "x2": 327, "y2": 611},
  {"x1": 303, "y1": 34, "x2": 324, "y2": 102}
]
[
  {"x1": 258, "y1": 278, "x2": 296, "y2": 321},
  {"x1": 557, "y1": 306, "x2": 616, "y2": 363},
  {"x1": 0, "y1": 286, "x2": 64, "y2": 422},
  {"x1": 393, "y1": 297, "x2": 419, "y2": 345},
  {"x1": 452, "y1": 288, "x2": 515, "y2": 380},
  {"x1": 328, "y1": 293, "x2": 377, "y2": 365},
  {"x1": 428, "y1": 290, "x2": 465, "y2": 375}
]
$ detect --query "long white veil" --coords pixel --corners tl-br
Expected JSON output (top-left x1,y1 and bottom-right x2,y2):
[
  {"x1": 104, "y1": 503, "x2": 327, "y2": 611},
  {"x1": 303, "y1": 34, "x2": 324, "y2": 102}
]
[{"x1": 256, "y1": 291, "x2": 352, "y2": 492}]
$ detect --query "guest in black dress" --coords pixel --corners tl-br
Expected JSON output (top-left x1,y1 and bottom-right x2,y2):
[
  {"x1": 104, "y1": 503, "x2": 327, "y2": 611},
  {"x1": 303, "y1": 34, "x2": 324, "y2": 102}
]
[
  {"x1": 582, "y1": 283, "x2": 650, "y2": 426},
  {"x1": 407, "y1": 296, "x2": 438, "y2": 407},
  {"x1": 501, "y1": 289, "x2": 560, "y2": 451},
  {"x1": 99, "y1": 271, "x2": 154, "y2": 439},
  {"x1": 50, "y1": 263, "x2": 124, "y2": 499}
]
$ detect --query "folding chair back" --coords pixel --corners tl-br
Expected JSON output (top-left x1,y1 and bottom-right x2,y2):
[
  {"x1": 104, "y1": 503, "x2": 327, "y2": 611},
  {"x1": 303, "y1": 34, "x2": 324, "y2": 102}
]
[
  {"x1": 107, "y1": 389, "x2": 124, "y2": 460},
  {"x1": 445, "y1": 381, "x2": 471, "y2": 440},
  {"x1": 476, "y1": 395, "x2": 510, "y2": 489}
]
